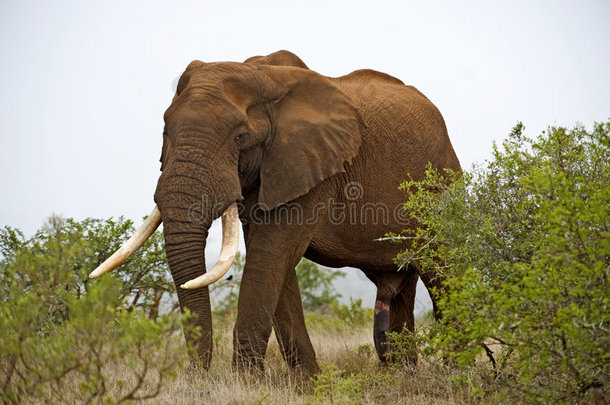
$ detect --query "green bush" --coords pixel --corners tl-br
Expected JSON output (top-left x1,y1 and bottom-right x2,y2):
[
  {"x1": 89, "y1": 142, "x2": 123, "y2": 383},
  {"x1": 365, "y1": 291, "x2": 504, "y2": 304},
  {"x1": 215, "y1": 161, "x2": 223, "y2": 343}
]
[
  {"x1": 330, "y1": 298, "x2": 374, "y2": 327},
  {"x1": 308, "y1": 364, "x2": 364, "y2": 404},
  {"x1": 395, "y1": 122, "x2": 609, "y2": 403},
  {"x1": 0, "y1": 216, "x2": 188, "y2": 404},
  {"x1": 305, "y1": 298, "x2": 374, "y2": 333},
  {"x1": 307, "y1": 363, "x2": 400, "y2": 405}
]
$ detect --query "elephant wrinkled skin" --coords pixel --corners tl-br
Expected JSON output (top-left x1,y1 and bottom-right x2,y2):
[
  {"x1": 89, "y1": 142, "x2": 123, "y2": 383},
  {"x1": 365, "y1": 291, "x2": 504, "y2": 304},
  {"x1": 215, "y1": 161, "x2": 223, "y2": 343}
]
[{"x1": 94, "y1": 51, "x2": 460, "y2": 374}]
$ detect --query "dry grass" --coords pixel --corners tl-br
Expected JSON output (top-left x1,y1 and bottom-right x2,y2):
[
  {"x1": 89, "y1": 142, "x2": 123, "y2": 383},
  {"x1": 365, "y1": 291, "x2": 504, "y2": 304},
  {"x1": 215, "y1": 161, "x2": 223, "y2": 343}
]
[
  {"x1": 147, "y1": 327, "x2": 378, "y2": 405},
  {"x1": 52, "y1": 320, "x2": 507, "y2": 405}
]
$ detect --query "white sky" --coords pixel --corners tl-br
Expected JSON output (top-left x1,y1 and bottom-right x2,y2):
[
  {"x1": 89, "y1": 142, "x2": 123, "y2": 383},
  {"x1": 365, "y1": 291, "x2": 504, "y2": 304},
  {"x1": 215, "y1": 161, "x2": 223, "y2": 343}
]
[{"x1": 1, "y1": 0, "x2": 608, "y2": 309}]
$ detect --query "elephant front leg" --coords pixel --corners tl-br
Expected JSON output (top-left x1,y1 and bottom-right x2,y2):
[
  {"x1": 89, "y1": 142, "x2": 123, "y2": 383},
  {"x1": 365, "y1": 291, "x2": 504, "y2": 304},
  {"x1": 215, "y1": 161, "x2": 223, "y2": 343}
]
[
  {"x1": 232, "y1": 230, "x2": 314, "y2": 373},
  {"x1": 232, "y1": 261, "x2": 279, "y2": 373}
]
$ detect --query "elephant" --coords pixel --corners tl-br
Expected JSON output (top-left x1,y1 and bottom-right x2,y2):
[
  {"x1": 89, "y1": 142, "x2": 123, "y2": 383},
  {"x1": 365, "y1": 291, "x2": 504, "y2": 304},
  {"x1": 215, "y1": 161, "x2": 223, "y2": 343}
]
[{"x1": 90, "y1": 50, "x2": 460, "y2": 374}]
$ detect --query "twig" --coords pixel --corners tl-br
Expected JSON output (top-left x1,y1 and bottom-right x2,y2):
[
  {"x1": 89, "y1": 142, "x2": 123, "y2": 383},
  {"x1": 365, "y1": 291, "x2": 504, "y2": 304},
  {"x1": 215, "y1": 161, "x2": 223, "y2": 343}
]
[{"x1": 480, "y1": 343, "x2": 498, "y2": 378}]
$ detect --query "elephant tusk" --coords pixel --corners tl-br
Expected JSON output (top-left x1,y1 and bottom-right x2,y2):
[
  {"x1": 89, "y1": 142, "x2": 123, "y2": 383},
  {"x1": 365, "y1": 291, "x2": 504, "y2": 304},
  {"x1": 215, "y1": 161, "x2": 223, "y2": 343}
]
[
  {"x1": 89, "y1": 206, "x2": 162, "y2": 278},
  {"x1": 180, "y1": 203, "x2": 240, "y2": 289}
]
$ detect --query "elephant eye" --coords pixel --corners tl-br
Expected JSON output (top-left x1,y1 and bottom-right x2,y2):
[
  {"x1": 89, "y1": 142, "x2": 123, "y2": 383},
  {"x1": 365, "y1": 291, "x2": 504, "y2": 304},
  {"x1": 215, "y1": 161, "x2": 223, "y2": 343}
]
[{"x1": 235, "y1": 133, "x2": 247, "y2": 142}]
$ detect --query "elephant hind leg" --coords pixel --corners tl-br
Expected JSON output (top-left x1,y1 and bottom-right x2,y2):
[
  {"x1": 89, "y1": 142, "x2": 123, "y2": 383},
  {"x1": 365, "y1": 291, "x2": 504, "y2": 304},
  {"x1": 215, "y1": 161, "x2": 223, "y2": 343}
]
[
  {"x1": 272, "y1": 267, "x2": 320, "y2": 375},
  {"x1": 373, "y1": 292, "x2": 391, "y2": 361},
  {"x1": 369, "y1": 267, "x2": 418, "y2": 364}
]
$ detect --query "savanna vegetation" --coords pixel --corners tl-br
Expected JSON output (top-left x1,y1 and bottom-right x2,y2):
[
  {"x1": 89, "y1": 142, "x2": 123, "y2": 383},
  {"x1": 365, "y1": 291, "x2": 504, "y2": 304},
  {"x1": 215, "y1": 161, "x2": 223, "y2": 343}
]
[
  {"x1": 1, "y1": 121, "x2": 608, "y2": 404},
  {"x1": 0, "y1": 214, "x2": 372, "y2": 403},
  {"x1": 390, "y1": 121, "x2": 609, "y2": 403}
]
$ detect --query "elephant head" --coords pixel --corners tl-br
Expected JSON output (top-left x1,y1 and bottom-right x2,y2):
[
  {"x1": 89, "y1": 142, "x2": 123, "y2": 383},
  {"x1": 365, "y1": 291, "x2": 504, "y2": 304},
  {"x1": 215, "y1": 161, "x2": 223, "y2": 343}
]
[{"x1": 90, "y1": 51, "x2": 363, "y2": 368}]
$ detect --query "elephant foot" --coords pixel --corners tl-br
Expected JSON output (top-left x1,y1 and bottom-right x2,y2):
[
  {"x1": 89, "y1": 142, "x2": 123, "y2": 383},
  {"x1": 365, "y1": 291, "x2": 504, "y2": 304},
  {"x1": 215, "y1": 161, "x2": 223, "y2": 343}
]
[
  {"x1": 288, "y1": 360, "x2": 321, "y2": 379},
  {"x1": 232, "y1": 351, "x2": 266, "y2": 375},
  {"x1": 279, "y1": 343, "x2": 320, "y2": 376}
]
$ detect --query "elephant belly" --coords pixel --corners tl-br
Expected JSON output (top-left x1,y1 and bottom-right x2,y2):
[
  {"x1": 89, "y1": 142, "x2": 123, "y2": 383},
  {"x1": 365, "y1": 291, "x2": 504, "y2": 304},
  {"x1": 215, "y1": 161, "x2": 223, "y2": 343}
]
[{"x1": 305, "y1": 217, "x2": 407, "y2": 272}]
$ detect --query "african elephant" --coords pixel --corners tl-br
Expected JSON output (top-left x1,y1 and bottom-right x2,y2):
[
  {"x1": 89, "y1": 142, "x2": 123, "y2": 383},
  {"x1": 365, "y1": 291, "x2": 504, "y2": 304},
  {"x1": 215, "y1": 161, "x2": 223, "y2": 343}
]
[{"x1": 90, "y1": 50, "x2": 460, "y2": 374}]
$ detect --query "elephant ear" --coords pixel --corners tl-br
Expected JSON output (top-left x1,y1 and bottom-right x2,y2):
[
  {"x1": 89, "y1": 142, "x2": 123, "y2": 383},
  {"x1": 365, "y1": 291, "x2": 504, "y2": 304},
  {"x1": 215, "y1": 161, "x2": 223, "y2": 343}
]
[{"x1": 258, "y1": 66, "x2": 362, "y2": 210}]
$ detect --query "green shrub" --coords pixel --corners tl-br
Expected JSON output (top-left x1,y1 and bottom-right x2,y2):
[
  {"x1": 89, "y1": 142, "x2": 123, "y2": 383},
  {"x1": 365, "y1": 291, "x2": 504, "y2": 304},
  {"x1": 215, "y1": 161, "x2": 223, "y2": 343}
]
[
  {"x1": 307, "y1": 363, "x2": 400, "y2": 405},
  {"x1": 330, "y1": 298, "x2": 374, "y2": 327},
  {"x1": 395, "y1": 122, "x2": 609, "y2": 403},
  {"x1": 0, "y1": 216, "x2": 188, "y2": 404},
  {"x1": 305, "y1": 298, "x2": 373, "y2": 335},
  {"x1": 308, "y1": 364, "x2": 364, "y2": 405}
]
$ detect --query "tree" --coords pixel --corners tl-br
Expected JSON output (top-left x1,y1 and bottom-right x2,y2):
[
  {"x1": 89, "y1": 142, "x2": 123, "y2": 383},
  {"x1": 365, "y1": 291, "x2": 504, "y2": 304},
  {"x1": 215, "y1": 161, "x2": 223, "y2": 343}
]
[
  {"x1": 296, "y1": 258, "x2": 345, "y2": 313},
  {"x1": 395, "y1": 122, "x2": 609, "y2": 402}
]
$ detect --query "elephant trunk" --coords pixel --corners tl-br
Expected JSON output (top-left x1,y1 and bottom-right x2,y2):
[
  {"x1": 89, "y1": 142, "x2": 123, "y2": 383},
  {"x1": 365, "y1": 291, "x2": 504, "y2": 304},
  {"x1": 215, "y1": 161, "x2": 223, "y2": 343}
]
[
  {"x1": 89, "y1": 196, "x2": 217, "y2": 366},
  {"x1": 162, "y1": 217, "x2": 213, "y2": 367},
  {"x1": 155, "y1": 167, "x2": 239, "y2": 367}
]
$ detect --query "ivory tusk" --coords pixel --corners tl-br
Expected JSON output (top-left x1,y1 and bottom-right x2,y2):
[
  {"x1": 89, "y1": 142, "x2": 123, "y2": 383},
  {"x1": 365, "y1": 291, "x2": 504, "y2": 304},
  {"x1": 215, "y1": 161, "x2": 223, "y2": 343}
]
[
  {"x1": 180, "y1": 203, "x2": 240, "y2": 289},
  {"x1": 89, "y1": 206, "x2": 162, "y2": 278}
]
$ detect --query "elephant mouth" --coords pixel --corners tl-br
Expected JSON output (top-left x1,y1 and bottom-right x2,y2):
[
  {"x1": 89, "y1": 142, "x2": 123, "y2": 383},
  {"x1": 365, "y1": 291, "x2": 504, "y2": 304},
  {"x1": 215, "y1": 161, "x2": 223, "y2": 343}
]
[{"x1": 89, "y1": 203, "x2": 240, "y2": 289}]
